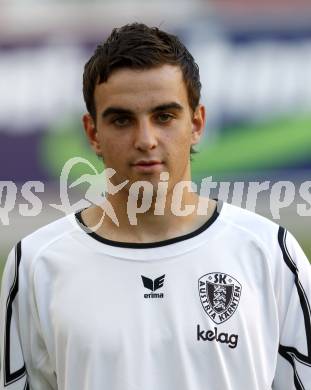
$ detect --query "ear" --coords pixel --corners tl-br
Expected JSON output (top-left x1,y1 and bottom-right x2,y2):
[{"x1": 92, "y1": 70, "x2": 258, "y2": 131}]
[
  {"x1": 82, "y1": 113, "x2": 102, "y2": 156},
  {"x1": 191, "y1": 104, "x2": 206, "y2": 146}
]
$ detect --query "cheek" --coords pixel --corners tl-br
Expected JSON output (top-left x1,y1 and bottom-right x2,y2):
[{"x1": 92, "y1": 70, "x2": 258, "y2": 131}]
[
  {"x1": 170, "y1": 130, "x2": 193, "y2": 153},
  {"x1": 164, "y1": 122, "x2": 192, "y2": 145},
  {"x1": 99, "y1": 135, "x2": 124, "y2": 155}
]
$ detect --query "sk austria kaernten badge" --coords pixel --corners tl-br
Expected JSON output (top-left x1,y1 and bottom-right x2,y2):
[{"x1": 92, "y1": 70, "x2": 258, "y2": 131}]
[{"x1": 198, "y1": 272, "x2": 242, "y2": 324}]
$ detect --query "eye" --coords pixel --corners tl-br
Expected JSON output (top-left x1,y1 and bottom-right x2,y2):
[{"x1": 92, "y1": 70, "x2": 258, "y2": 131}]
[
  {"x1": 112, "y1": 116, "x2": 132, "y2": 127},
  {"x1": 157, "y1": 113, "x2": 174, "y2": 123}
]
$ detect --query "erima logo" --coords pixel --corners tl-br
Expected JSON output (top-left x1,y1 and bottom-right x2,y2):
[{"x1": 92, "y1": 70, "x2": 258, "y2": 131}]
[
  {"x1": 198, "y1": 272, "x2": 242, "y2": 324},
  {"x1": 197, "y1": 324, "x2": 238, "y2": 349},
  {"x1": 141, "y1": 275, "x2": 165, "y2": 299}
]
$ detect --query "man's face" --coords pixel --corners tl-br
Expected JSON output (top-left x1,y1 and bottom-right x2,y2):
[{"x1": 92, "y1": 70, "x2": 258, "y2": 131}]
[{"x1": 83, "y1": 64, "x2": 205, "y2": 194}]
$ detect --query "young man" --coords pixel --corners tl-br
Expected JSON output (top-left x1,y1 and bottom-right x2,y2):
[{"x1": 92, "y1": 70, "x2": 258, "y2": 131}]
[{"x1": 1, "y1": 23, "x2": 310, "y2": 390}]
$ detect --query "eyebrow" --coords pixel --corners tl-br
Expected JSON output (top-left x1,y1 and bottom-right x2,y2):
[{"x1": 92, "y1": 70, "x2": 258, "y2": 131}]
[{"x1": 101, "y1": 102, "x2": 183, "y2": 118}]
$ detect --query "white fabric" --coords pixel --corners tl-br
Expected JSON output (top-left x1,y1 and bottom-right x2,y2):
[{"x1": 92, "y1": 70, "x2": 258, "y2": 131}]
[{"x1": 1, "y1": 202, "x2": 311, "y2": 390}]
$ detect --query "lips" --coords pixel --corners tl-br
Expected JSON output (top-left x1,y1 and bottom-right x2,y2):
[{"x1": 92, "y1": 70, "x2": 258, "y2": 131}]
[
  {"x1": 131, "y1": 159, "x2": 164, "y2": 172},
  {"x1": 132, "y1": 160, "x2": 162, "y2": 166}
]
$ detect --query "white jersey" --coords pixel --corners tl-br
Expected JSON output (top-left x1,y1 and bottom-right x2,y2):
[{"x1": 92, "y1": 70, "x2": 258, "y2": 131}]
[{"x1": 1, "y1": 202, "x2": 311, "y2": 390}]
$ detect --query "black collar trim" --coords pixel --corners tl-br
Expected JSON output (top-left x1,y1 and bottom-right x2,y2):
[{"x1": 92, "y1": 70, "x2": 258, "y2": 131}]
[{"x1": 75, "y1": 200, "x2": 222, "y2": 249}]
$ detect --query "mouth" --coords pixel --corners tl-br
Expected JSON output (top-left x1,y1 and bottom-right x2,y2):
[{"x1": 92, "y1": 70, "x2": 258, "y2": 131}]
[{"x1": 131, "y1": 160, "x2": 164, "y2": 172}]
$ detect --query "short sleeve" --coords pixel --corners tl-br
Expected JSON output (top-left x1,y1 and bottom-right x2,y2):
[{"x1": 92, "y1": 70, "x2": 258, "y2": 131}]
[
  {"x1": 0, "y1": 244, "x2": 29, "y2": 389},
  {"x1": 0, "y1": 243, "x2": 57, "y2": 390},
  {"x1": 272, "y1": 228, "x2": 311, "y2": 390}
]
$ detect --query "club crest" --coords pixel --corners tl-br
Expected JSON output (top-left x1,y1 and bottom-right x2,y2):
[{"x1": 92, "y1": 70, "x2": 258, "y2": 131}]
[{"x1": 198, "y1": 272, "x2": 242, "y2": 324}]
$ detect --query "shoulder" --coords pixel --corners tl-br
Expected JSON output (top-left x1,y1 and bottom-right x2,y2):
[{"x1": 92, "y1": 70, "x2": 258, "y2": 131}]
[
  {"x1": 10, "y1": 213, "x2": 79, "y2": 271},
  {"x1": 217, "y1": 202, "x2": 288, "y2": 266},
  {"x1": 219, "y1": 202, "x2": 280, "y2": 244},
  {"x1": 218, "y1": 202, "x2": 309, "y2": 270}
]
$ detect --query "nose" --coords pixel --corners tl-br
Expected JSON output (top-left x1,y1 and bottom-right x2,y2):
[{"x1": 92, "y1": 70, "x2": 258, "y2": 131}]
[{"x1": 133, "y1": 120, "x2": 158, "y2": 151}]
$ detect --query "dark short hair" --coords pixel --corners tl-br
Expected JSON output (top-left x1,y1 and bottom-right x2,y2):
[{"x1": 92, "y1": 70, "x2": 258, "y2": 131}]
[
  {"x1": 83, "y1": 23, "x2": 201, "y2": 156},
  {"x1": 83, "y1": 23, "x2": 201, "y2": 154}
]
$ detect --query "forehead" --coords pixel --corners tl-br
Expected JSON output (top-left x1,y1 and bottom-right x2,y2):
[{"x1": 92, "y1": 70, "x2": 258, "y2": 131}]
[{"x1": 94, "y1": 65, "x2": 189, "y2": 113}]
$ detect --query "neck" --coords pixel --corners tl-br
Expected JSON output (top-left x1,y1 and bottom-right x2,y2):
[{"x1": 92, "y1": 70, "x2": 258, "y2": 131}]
[{"x1": 81, "y1": 187, "x2": 216, "y2": 243}]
